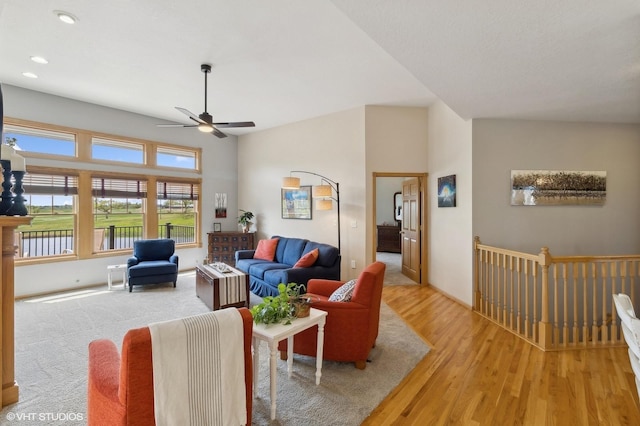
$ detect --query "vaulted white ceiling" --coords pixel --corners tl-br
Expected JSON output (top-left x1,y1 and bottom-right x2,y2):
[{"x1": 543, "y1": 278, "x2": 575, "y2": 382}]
[{"x1": 0, "y1": 0, "x2": 637, "y2": 137}]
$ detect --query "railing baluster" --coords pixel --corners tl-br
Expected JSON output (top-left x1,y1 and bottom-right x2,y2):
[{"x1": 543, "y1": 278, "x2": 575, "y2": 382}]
[
  {"x1": 597, "y1": 263, "x2": 611, "y2": 343},
  {"x1": 509, "y1": 255, "x2": 515, "y2": 330},
  {"x1": 524, "y1": 259, "x2": 530, "y2": 339},
  {"x1": 561, "y1": 263, "x2": 568, "y2": 346},
  {"x1": 572, "y1": 263, "x2": 578, "y2": 345},
  {"x1": 516, "y1": 257, "x2": 522, "y2": 334}
]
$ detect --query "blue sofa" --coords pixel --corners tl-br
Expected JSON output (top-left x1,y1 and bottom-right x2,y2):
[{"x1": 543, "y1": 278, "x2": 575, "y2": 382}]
[
  {"x1": 127, "y1": 239, "x2": 179, "y2": 292},
  {"x1": 235, "y1": 236, "x2": 340, "y2": 297}
]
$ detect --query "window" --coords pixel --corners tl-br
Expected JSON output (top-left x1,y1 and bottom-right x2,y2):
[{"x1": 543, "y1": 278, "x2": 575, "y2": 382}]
[
  {"x1": 16, "y1": 173, "x2": 78, "y2": 257},
  {"x1": 92, "y1": 138, "x2": 144, "y2": 164},
  {"x1": 92, "y1": 177, "x2": 147, "y2": 251},
  {"x1": 157, "y1": 181, "x2": 199, "y2": 244},
  {"x1": 3, "y1": 124, "x2": 76, "y2": 157},
  {"x1": 157, "y1": 146, "x2": 197, "y2": 170},
  {"x1": 6, "y1": 117, "x2": 201, "y2": 262}
]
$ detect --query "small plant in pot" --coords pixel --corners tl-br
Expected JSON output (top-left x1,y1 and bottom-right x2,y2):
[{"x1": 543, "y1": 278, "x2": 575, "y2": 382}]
[
  {"x1": 250, "y1": 283, "x2": 309, "y2": 325},
  {"x1": 238, "y1": 209, "x2": 254, "y2": 233},
  {"x1": 287, "y1": 283, "x2": 312, "y2": 318}
]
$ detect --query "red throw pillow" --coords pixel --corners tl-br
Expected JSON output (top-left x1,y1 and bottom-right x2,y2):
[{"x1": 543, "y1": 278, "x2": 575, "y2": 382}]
[
  {"x1": 294, "y1": 248, "x2": 319, "y2": 268},
  {"x1": 254, "y1": 238, "x2": 279, "y2": 261}
]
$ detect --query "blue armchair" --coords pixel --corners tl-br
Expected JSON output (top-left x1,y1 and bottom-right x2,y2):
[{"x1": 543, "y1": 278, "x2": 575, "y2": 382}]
[{"x1": 127, "y1": 239, "x2": 179, "y2": 292}]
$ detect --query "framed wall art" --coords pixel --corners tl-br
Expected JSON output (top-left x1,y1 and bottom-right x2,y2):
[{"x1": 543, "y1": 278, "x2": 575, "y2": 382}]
[
  {"x1": 510, "y1": 170, "x2": 606, "y2": 206},
  {"x1": 281, "y1": 185, "x2": 312, "y2": 219},
  {"x1": 215, "y1": 193, "x2": 227, "y2": 218},
  {"x1": 437, "y1": 174, "x2": 457, "y2": 207},
  {"x1": 213, "y1": 222, "x2": 222, "y2": 232}
]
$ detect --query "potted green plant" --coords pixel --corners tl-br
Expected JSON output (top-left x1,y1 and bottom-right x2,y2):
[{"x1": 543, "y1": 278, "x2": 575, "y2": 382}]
[
  {"x1": 287, "y1": 283, "x2": 312, "y2": 318},
  {"x1": 250, "y1": 283, "x2": 309, "y2": 324},
  {"x1": 238, "y1": 209, "x2": 254, "y2": 233}
]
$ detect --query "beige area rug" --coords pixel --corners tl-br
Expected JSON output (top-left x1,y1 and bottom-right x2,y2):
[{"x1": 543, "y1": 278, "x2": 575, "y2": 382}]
[
  {"x1": 0, "y1": 270, "x2": 429, "y2": 425},
  {"x1": 377, "y1": 251, "x2": 420, "y2": 286}
]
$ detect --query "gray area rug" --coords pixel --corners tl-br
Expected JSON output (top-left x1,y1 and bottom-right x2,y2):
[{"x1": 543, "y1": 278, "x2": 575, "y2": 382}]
[{"x1": 0, "y1": 271, "x2": 429, "y2": 425}]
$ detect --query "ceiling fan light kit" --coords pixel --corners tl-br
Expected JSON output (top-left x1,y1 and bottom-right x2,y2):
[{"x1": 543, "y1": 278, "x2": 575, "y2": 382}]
[{"x1": 157, "y1": 64, "x2": 255, "y2": 138}]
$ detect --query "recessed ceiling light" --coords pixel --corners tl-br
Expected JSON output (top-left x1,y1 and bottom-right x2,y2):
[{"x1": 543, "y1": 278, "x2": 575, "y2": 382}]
[
  {"x1": 54, "y1": 10, "x2": 78, "y2": 24},
  {"x1": 22, "y1": 72, "x2": 38, "y2": 79},
  {"x1": 30, "y1": 56, "x2": 48, "y2": 64}
]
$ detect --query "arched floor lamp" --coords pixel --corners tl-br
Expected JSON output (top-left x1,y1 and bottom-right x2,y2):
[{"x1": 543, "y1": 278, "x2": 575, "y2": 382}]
[{"x1": 282, "y1": 171, "x2": 340, "y2": 253}]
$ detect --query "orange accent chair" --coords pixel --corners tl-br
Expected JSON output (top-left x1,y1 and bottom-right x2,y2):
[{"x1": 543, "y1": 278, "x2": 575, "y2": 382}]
[
  {"x1": 279, "y1": 261, "x2": 386, "y2": 369},
  {"x1": 87, "y1": 308, "x2": 253, "y2": 426}
]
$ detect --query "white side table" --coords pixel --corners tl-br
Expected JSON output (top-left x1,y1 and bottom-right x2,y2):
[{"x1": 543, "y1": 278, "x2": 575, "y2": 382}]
[
  {"x1": 107, "y1": 264, "x2": 127, "y2": 290},
  {"x1": 252, "y1": 308, "x2": 327, "y2": 420}
]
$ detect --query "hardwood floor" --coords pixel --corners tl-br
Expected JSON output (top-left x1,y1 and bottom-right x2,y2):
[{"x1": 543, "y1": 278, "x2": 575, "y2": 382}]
[{"x1": 363, "y1": 284, "x2": 640, "y2": 425}]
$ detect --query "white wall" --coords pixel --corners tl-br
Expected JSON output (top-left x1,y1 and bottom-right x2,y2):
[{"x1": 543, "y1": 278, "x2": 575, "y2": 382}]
[
  {"x1": 4, "y1": 85, "x2": 240, "y2": 297},
  {"x1": 364, "y1": 106, "x2": 429, "y2": 263},
  {"x1": 426, "y1": 101, "x2": 473, "y2": 306},
  {"x1": 237, "y1": 105, "x2": 430, "y2": 280},
  {"x1": 472, "y1": 119, "x2": 640, "y2": 255},
  {"x1": 238, "y1": 107, "x2": 366, "y2": 280},
  {"x1": 376, "y1": 177, "x2": 403, "y2": 225}
]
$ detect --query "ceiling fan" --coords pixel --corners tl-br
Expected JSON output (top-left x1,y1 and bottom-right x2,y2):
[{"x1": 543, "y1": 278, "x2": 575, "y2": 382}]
[{"x1": 157, "y1": 64, "x2": 255, "y2": 138}]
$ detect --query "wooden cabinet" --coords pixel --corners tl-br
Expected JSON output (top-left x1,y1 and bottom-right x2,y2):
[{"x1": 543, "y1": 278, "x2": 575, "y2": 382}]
[
  {"x1": 376, "y1": 225, "x2": 401, "y2": 253},
  {"x1": 207, "y1": 232, "x2": 255, "y2": 265}
]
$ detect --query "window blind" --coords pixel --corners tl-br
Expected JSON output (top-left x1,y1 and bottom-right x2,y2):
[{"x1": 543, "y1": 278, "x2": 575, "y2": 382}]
[
  {"x1": 22, "y1": 173, "x2": 78, "y2": 195},
  {"x1": 157, "y1": 181, "x2": 200, "y2": 200},
  {"x1": 92, "y1": 177, "x2": 147, "y2": 199}
]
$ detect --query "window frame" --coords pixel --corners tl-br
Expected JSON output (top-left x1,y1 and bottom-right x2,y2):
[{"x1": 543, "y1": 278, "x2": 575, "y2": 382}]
[
  {"x1": 3, "y1": 123, "x2": 77, "y2": 159},
  {"x1": 6, "y1": 118, "x2": 202, "y2": 264}
]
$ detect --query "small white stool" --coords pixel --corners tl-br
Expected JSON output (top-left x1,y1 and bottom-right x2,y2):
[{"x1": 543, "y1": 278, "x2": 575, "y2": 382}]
[{"x1": 107, "y1": 264, "x2": 127, "y2": 290}]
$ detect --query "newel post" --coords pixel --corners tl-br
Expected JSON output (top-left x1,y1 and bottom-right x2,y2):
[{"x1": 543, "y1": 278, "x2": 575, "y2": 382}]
[
  {"x1": 538, "y1": 247, "x2": 552, "y2": 349},
  {"x1": 473, "y1": 236, "x2": 481, "y2": 310}
]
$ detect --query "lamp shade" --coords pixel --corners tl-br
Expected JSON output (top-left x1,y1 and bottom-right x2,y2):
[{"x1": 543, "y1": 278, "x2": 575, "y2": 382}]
[
  {"x1": 316, "y1": 199, "x2": 333, "y2": 210},
  {"x1": 282, "y1": 176, "x2": 300, "y2": 189},
  {"x1": 313, "y1": 184, "x2": 332, "y2": 198}
]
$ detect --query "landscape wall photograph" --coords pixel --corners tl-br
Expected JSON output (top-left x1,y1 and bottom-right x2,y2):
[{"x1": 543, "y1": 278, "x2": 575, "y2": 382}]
[{"x1": 510, "y1": 170, "x2": 607, "y2": 206}]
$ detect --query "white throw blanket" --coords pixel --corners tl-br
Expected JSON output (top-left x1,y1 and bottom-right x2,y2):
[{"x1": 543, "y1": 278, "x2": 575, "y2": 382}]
[
  {"x1": 148, "y1": 309, "x2": 246, "y2": 426},
  {"x1": 204, "y1": 265, "x2": 247, "y2": 306}
]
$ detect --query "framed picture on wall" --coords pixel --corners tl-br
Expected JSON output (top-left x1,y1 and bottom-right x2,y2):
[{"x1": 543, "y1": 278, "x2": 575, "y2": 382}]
[
  {"x1": 437, "y1": 174, "x2": 457, "y2": 207},
  {"x1": 215, "y1": 193, "x2": 228, "y2": 218},
  {"x1": 510, "y1": 170, "x2": 606, "y2": 206},
  {"x1": 213, "y1": 222, "x2": 222, "y2": 232},
  {"x1": 281, "y1": 186, "x2": 312, "y2": 219}
]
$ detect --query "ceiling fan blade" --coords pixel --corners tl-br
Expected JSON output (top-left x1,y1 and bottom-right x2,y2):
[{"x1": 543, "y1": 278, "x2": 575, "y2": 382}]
[
  {"x1": 175, "y1": 107, "x2": 206, "y2": 125},
  {"x1": 212, "y1": 121, "x2": 256, "y2": 128},
  {"x1": 156, "y1": 124, "x2": 197, "y2": 128},
  {"x1": 212, "y1": 127, "x2": 228, "y2": 138}
]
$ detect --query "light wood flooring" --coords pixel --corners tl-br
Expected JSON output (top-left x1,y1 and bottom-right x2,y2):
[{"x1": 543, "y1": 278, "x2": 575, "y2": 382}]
[{"x1": 363, "y1": 284, "x2": 640, "y2": 425}]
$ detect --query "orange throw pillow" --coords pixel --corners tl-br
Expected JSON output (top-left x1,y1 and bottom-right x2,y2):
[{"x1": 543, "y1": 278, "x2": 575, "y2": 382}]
[
  {"x1": 294, "y1": 248, "x2": 319, "y2": 268},
  {"x1": 254, "y1": 238, "x2": 279, "y2": 261}
]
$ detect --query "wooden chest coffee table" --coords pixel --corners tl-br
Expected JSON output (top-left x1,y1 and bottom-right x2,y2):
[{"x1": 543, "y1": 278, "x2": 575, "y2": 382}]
[{"x1": 195, "y1": 263, "x2": 250, "y2": 311}]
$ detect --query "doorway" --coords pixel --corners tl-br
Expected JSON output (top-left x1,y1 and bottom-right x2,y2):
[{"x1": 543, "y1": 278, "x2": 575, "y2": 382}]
[{"x1": 373, "y1": 172, "x2": 427, "y2": 285}]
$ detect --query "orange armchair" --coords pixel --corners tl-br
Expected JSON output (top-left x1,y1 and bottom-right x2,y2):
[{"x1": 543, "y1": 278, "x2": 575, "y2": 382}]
[
  {"x1": 279, "y1": 261, "x2": 386, "y2": 369},
  {"x1": 87, "y1": 308, "x2": 253, "y2": 425}
]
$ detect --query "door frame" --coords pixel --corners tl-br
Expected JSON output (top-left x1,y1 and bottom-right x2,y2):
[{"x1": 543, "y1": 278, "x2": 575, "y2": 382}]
[{"x1": 372, "y1": 172, "x2": 428, "y2": 285}]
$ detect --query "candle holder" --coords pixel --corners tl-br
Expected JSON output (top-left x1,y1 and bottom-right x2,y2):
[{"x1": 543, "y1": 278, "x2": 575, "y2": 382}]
[
  {"x1": 0, "y1": 160, "x2": 13, "y2": 215},
  {"x1": 7, "y1": 171, "x2": 27, "y2": 216}
]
